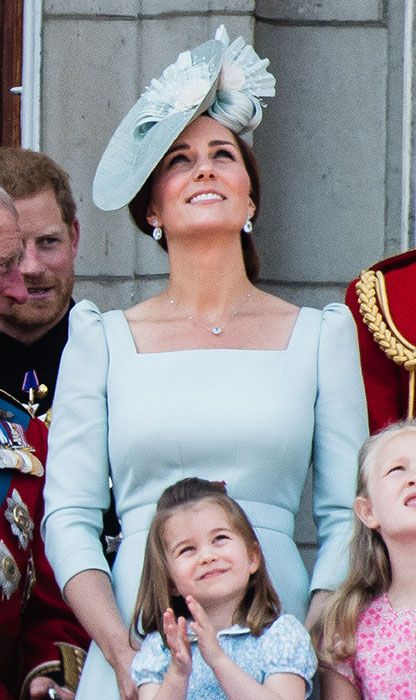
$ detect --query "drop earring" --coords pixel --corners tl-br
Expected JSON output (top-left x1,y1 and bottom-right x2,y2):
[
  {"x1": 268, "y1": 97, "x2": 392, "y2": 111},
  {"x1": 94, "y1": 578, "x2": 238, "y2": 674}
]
[
  {"x1": 152, "y1": 221, "x2": 163, "y2": 241},
  {"x1": 243, "y1": 218, "x2": 253, "y2": 234}
]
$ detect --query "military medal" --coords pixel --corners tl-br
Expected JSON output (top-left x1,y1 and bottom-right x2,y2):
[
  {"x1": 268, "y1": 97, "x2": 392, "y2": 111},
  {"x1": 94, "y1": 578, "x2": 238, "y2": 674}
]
[
  {"x1": 5, "y1": 489, "x2": 34, "y2": 549},
  {"x1": 8, "y1": 421, "x2": 32, "y2": 449},
  {"x1": 22, "y1": 369, "x2": 48, "y2": 418},
  {"x1": 0, "y1": 420, "x2": 14, "y2": 447},
  {"x1": 0, "y1": 419, "x2": 32, "y2": 450},
  {"x1": 0, "y1": 539, "x2": 21, "y2": 599},
  {"x1": 0, "y1": 419, "x2": 44, "y2": 476}
]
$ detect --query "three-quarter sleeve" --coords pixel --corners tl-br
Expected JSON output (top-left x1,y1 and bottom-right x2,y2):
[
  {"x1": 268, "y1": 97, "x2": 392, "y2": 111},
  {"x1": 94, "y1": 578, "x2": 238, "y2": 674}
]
[
  {"x1": 42, "y1": 300, "x2": 111, "y2": 591},
  {"x1": 310, "y1": 303, "x2": 368, "y2": 592}
]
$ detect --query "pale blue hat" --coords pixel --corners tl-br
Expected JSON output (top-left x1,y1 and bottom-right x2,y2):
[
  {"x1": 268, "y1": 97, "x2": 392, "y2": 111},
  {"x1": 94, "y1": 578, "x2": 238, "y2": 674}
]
[{"x1": 93, "y1": 26, "x2": 275, "y2": 211}]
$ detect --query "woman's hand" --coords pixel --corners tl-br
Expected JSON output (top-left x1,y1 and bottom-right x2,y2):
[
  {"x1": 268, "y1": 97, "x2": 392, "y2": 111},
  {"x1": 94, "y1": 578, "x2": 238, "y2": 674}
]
[
  {"x1": 163, "y1": 608, "x2": 192, "y2": 678},
  {"x1": 186, "y1": 596, "x2": 226, "y2": 669},
  {"x1": 63, "y1": 571, "x2": 138, "y2": 699},
  {"x1": 304, "y1": 589, "x2": 332, "y2": 631},
  {"x1": 111, "y1": 646, "x2": 138, "y2": 700},
  {"x1": 29, "y1": 676, "x2": 74, "y2": 699}
]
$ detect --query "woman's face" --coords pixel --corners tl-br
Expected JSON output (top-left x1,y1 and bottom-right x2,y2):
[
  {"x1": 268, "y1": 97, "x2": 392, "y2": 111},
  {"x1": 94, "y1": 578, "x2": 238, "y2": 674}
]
[{"x1": 146, "y1": 116, "x2": 255, "y2": 239}]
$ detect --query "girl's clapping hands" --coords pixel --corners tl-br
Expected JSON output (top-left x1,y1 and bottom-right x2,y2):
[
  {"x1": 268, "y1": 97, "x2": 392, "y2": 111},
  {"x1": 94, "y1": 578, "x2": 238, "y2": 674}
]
[
  {"x1": 186, "y1": 595, "x2": 225, "y2": 669},
  {"x1": 162, "y1": 608, "x2": 191, "y2": 678}
]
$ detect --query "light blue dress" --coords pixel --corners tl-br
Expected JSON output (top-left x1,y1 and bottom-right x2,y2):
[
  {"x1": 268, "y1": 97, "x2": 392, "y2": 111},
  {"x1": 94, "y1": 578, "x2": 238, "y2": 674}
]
[
  {"x1": 43, "y1": 300, "x2": 368, "y2": 699},
  {"x1": 131, "y1": 615, "x2": 317, "y2": 698}
]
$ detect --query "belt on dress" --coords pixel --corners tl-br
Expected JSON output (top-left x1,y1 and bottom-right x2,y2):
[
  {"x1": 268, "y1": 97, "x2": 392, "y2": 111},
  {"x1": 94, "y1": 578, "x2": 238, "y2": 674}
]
[{"x1": 121, "y1": 501, "x2": 294, "y2": 539}]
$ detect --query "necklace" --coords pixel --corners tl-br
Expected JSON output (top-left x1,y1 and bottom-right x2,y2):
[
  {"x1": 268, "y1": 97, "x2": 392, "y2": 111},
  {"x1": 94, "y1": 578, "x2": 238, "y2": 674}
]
[{"x1": 169, "y1": 291, "x2": 252, "y2": 335}]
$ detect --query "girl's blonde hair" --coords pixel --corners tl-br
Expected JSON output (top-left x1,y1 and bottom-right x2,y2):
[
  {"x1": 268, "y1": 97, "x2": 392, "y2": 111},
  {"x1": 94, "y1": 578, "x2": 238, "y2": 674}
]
[
  {"x1": 131, "y1": 478, "x2": 280, "y2": 645},
  {"x1": 317, "y1": 419, "x2": 416, "y2": 665}
]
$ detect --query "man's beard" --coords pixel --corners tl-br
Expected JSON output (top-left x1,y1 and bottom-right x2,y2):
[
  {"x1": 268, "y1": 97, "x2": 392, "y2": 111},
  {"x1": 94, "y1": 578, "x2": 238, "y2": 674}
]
[{"x1": 0, "y1": 275, "x2": 73, "y2": 338}]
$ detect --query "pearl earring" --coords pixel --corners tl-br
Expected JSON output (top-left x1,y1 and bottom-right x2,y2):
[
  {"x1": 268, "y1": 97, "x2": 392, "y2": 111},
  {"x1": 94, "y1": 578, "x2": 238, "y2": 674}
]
[
  {"x1": 152, "y1": 221, "x2": 163, "y2": 241},
  {"x1": 243, "y1": 218, "x2": 253, "y2": 234}
]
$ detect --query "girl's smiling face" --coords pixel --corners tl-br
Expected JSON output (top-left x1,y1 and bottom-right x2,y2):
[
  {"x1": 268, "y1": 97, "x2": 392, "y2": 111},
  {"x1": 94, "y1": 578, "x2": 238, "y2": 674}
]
[
  {"x1": 355, "y1": 430, "x2": 416, "y2": 541},
  {"x1": 163, "y1": 501, "x2": 259, "y2": 622},
  {"x1": 146, "y1": 115, "x2": 255, "y2": 240}
]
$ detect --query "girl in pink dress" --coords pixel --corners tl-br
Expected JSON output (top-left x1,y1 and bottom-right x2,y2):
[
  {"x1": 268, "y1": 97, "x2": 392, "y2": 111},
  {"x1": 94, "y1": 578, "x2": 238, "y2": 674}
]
[{"x1": 318, "y1": 420, "x2": 416, "y2": 700}]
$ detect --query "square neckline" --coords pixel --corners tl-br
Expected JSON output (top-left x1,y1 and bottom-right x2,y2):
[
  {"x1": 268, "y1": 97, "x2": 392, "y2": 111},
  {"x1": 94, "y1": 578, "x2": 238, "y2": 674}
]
[{"x1": 117, "y1": 306, "x2": 306, "y2": 356}]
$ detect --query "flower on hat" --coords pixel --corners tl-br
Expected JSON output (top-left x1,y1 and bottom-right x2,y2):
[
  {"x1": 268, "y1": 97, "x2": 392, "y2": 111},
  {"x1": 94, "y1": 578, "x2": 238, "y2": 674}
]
[
  {"x1": 173, "y1": 76, "x2": 211, "y2": 112},
  {"x1": 134, "y1": 52, "x2": 215, "y2": 137},
  {"x1": 219, "y1": 62, "x2": 245, "y2": 92},
  {"x1": 217, "y1": 29, "x2": 276, "y2": 99},
  {"x1": 207, "y1": 27, "x2": 276, "y2": 137}
]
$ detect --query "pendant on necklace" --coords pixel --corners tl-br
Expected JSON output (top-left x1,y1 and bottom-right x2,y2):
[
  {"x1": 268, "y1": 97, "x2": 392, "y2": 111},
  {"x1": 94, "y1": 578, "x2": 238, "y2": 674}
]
[{"x1": 211, "y1": 326, "x2": 222, "y2": 335}]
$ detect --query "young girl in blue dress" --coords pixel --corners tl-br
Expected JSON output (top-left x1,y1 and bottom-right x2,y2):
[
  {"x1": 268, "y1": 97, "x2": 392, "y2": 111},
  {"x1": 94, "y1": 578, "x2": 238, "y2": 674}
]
[{"x1": 130, "y1": 478, "x2": 317, "y2": 699}]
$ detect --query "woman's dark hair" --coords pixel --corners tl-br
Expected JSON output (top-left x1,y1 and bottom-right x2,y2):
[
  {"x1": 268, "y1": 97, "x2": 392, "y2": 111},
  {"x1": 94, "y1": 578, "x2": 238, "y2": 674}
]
[
  {"x1": 131, "y1": 478, "x2": 280, "y2": 646},
  {"x1": 128, "y1": 121, "x2": 261, "y2": 282}
]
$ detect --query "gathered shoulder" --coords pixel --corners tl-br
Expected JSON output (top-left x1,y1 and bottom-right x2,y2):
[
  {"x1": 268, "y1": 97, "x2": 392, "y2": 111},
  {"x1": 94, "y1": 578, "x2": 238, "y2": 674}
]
[
  {"x1": 322, "y1": 301, "x2": 351, "y2": 313},
  {"x1": 296, "y1": 302, "x2": 355, "y2": 339},
  {"x1": 299, "y1": 302, "x2": 352, "y2": 322},
  {"x1": 320, "y1": 302, "x2": 355, "y2": 330},
  {"x1": 68, "y1": 299, "x2": 111, "y2": 336},
  {"x1": 67, "y1": 300, "x2": 111, "y2": 355},
  {"x1": 263, "y1": 614, "x2": 312, "y2": 643},
  {"x1": 69, "y1": 299, "x2": 103, "y2": 324}
]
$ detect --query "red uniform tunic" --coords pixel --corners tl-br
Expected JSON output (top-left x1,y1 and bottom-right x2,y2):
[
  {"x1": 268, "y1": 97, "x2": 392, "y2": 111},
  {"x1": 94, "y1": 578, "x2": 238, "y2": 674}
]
[
  {"x1": 0, "y1": 392, "x2": 89, "y2": 700},
  {"x1": 345, "y1": 249, "x2": 416, "y2": 434}
]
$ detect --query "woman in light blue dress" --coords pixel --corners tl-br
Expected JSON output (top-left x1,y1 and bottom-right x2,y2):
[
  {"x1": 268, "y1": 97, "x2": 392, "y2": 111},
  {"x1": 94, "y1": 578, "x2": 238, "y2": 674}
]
[{"x1": 43, "y1": 27, "x2": 368, "y2": 700}]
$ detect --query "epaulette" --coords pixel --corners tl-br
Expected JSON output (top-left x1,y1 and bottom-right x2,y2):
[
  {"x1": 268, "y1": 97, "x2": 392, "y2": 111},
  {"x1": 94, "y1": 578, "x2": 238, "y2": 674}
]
[{"x1": 356, "y1": 258, "x2": 416, "y2": 419}]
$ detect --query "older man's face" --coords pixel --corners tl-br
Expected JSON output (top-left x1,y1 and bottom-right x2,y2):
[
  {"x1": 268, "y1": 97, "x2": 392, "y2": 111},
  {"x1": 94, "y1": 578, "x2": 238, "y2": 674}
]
[{"x1": 0, "y1": 208, "x2": 28, "y2": 313}]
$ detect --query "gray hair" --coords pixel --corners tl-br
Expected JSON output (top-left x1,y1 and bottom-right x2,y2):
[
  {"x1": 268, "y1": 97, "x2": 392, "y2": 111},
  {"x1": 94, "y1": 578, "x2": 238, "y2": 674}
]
[{"x1": 0, "y1": 186, "x2": 18, "y2": 219}]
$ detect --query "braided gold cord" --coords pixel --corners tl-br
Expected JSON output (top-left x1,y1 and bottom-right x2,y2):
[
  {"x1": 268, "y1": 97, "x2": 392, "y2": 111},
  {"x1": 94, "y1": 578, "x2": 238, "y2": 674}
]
[
  {"x1": 356, "y1": 268, "x2": 416, "y2": 418},
  {"x1": 57, "y1": 642, "x2": 87, "y2": 692}
]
